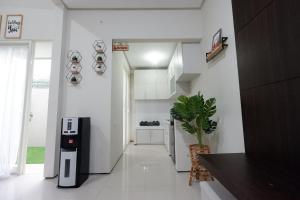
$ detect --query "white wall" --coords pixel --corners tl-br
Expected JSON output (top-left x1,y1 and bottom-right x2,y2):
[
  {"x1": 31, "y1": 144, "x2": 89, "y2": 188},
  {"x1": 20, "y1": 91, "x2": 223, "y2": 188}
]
[
  {"x1": 123, "y1": 65, "x2": 131, "y2": 150},
  {"x1": 0, "y1": 7, "x2": 56, "y2": 40},
  {"x1": 64, "y1": 9, "x2": 203, "y2": 172},
  {"x1": 111, "y1": 51, "x2": 130, "y2": 168},
  {"x1": 0, "y1": 2, "x2": 66, "y2": 177},
  {"x1": 27, "y1": 89, "x2": 49, "y2": 147},
  {"x1": 190, "y1": 0, "x2": 245, "y2": 153},
  {"x1": 130, "y1": 74, "x2": 135, "y2": 140},
  {"x1": 132, "y1": 99, "x2": 171, "y2": 141},
  {"x1": 135, "y1": 100, "x2": 171, "y2": 126}
]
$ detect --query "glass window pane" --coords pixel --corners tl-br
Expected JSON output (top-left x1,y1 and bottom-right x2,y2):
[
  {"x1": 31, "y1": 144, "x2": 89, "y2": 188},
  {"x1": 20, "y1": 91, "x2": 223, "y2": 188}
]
[{"x1": 34, "y1": 42, "x2": 52, "y2": 58}]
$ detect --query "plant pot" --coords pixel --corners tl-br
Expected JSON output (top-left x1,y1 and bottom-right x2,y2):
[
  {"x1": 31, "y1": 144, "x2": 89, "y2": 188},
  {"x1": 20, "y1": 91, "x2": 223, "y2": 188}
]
[{"x1": 188, "y1": 144, "x2": 213, "y2": 185}]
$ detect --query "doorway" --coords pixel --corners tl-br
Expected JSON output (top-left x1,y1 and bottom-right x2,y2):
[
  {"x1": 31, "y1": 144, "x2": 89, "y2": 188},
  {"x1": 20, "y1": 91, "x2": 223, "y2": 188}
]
[
  {"x1": 112, "y1": 40, "x2": 175, "y2": 152},
  {"x1": 25, "y1": 42, "x2": 52, "y2": 175}
]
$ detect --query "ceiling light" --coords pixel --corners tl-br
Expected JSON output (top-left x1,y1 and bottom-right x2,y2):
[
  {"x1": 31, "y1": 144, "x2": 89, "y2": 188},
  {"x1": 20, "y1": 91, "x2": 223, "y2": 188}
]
[{"x1": 144, "y1": 51, "x2": 165, "y2": 66}]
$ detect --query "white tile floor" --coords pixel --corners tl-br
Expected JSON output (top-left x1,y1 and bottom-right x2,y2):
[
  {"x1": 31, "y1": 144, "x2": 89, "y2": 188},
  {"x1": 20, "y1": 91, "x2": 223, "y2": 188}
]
[
  {"x1": 25, "y1": 164, "x2": 44, "y2": 175},
  {"x1": 0, "y1": 144, "x2": 201, "y2": 200}
]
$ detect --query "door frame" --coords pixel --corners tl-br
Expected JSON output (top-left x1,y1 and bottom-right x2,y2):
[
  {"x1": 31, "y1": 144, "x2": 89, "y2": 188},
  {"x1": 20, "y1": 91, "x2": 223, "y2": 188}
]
[
  {"x1": 0, "y1": 41, "x2": 34, "y2": 174},
  {"x1": 21, "y1": 41, "x2": 53, "y2": 175}
]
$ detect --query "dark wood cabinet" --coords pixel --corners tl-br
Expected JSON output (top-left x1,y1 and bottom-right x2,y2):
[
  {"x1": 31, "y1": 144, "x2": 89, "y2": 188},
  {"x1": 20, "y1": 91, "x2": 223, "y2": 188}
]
[
  {"x1": 241, "y1": 78, "x2": 300, "y2": 170},
  {"x1": 232, "y1": 0, "x2": 300, "y2": 172},
  {"x1": 232, "y1": 0, "x2": 273, "y2": 32},
  {"x1": 236, "y1": 2, "x2": 283, "y2": 90},
  {"x1": 241, "y1": 81, "x2": 287, "y2": 167},
  {"x1": 275, "y1": 0, "x2": 300, "y2": 81},
  {"x1": 236, "y1": 0, "x2": 300, "y2": 90},
  {"x1": 198, "y1": 154, "x2": 300, "y2": 200}
]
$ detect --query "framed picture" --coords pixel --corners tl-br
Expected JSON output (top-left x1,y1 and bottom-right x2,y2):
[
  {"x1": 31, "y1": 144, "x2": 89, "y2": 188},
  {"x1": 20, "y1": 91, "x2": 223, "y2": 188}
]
[
  {"x1": 5, "y1": 15, "x2": 23, "y2": 39},
  {"x1": 211, "y1": 29, "x2": 222, "y2": 51}
]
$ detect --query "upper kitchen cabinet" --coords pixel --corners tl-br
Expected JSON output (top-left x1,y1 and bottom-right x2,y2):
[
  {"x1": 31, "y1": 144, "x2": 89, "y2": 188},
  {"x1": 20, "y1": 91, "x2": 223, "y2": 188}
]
[
  {"x1": 134, "y1": 42, "x2": 201, "y2": 100},
  {"x1": 134, "y1": 69, "x2": 169, "y2": 100},
  {"x1": 172, "y1": 42, "x2": 201, "y2": 82},
  {"x1": 168, "y1": 42, "x2": 200, "y2": 98}
]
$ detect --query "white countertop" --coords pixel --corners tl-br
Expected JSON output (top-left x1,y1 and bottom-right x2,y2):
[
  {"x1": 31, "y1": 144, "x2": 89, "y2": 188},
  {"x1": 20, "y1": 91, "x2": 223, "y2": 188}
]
[{"x1": 136, "y1": 126, "x2": 165, "y2": 130}]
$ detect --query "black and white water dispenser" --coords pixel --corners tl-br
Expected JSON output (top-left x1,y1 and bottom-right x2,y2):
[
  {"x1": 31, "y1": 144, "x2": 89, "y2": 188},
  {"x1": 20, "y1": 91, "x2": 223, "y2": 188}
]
[{"x1": 58, "y1": 117, "x2": 90, "y2": 188}]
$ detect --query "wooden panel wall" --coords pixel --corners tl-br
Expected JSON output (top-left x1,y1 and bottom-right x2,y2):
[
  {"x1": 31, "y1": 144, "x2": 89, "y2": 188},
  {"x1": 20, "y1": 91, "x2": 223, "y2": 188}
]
[{"x1": 232, "y1": 0, "x2": 300, "y2": 170}]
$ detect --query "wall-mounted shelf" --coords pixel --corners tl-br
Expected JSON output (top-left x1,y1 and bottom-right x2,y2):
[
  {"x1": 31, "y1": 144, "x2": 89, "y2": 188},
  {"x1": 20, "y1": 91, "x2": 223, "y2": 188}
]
[{"x1": 206, "y1": 37, "x2": 228, "y2": 63}]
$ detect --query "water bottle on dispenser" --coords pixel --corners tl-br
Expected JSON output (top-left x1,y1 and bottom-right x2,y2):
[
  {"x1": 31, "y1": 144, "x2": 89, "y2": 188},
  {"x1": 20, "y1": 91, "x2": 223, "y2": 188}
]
[{"x1": 58, "y1": 117, "x2": 90, "y2": 188}]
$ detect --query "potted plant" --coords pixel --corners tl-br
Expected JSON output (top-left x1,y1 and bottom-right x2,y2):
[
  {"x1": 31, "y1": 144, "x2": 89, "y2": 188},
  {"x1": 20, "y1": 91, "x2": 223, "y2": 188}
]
[
  {"x1": 170, "y1": 92, "x2": 217, "y2": 184},
  {"x1": 171, "y1": 92, "x2": 217, "y2": 146}
]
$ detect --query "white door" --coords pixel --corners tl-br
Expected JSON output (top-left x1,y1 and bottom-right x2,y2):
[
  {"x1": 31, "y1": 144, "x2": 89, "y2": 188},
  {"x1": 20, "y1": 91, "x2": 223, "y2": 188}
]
[{"x1": 27, "y1": 42, "x2": 52, "y2": 148}]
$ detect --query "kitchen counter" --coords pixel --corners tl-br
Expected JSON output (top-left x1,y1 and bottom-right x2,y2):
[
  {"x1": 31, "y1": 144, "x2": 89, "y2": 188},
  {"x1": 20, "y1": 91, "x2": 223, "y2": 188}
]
[
  {"x1": 136, "y1": 126, "x2": 165, "y2": 130},
  {"x1": 198, "y1": 153, "x2": 300, "y2": 200}
]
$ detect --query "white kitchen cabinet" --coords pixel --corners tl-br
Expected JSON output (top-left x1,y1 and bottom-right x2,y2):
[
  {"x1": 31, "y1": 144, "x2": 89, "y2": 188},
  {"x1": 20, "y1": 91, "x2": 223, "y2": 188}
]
[
  {"x1": 136, "y1": 129, "x2": 151, "y2": 144},
  {"x1": 150, "y1": 130, "x2": 164, "y2": 144},
  {"x1": 175, "y1": 42, "x2": 201, "y2": 82},
  {"x1": 136, "y1": 127, "x2": 164, "y2": 144},
  {"x1": 134, "y1": 70, "x2": 169, "y2": 100},
  {"x1": 174, "y1": 43, "x2": 183, "y2": 81},
  {"x1": 167, "y1": 42, "x2": 201, "y2": 99}
]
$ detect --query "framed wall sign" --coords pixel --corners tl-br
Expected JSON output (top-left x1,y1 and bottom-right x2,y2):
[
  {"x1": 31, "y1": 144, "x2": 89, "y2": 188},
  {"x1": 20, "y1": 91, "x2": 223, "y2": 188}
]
[{"x1": 5, "y1": 15, "x2": 23, "y2": 39}]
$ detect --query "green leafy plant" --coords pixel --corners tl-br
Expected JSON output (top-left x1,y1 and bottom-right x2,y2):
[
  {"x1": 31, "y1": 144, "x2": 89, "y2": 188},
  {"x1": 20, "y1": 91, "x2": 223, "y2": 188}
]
[{"x1": 171, "y1": 92, "x2": 217, "y2": 146}]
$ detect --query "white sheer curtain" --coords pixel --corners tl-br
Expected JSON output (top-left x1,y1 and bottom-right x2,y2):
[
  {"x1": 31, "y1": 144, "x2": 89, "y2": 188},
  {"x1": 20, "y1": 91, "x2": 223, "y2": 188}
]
[{"x1": 0, "y1": 45, "x2": 28, "y2": 177}]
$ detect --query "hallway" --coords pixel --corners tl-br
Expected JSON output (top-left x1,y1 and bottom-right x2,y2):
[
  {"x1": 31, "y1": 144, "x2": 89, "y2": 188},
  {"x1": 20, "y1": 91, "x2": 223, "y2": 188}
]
[{"x1": 0, "y1": 144, "x2": 201, "y2": 200}]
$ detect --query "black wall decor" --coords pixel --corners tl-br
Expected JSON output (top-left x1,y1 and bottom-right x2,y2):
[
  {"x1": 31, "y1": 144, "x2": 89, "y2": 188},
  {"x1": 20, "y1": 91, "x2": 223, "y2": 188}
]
[
  {"x1": 66, "y1": 50, "x2": 83, "y2": 85},
  {"x1": 232, "y1": 0, "x2": 300, "y2": 171},
  {"x1": 92, "y1": 40, "x2": 107, "y2": 74}
]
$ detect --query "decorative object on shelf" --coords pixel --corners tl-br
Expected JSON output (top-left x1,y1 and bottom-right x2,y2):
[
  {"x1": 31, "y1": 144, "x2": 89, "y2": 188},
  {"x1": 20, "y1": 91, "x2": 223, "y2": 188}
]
[
  {"x1": 5, "y1": 15, "x2": 23, "y2": 39},
  {"x1": 139, "y1": 121, "x2": 160, "y2": 126},
  {"x1": 171, "y1": 92, "x2": 217, "y2": 185},
  {"x1": 206, "y1": 28, "x2": 228, "y2": 62},
  {"x1": 66, "y1": 50, "x2": 83, "y2": 85},
  {"x1": 92, "y1": 40, "x2": 107, "y2": 74}
]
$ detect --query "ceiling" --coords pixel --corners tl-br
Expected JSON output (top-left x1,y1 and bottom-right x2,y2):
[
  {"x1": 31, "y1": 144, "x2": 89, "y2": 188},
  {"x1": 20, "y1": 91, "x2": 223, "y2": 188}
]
[
  {"x1": 123, "y1": 42, "x2": 177, "y2": 69},
  {"x1": 61, "y1": 0, "x2": 204, "y2": 9}
]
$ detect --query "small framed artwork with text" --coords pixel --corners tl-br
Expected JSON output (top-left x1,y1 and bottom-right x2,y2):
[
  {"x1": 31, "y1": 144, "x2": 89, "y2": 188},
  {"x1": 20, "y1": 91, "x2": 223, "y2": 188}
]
[{"x1": 5, "y1": 15, "x2": 23, "y2": 39}]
